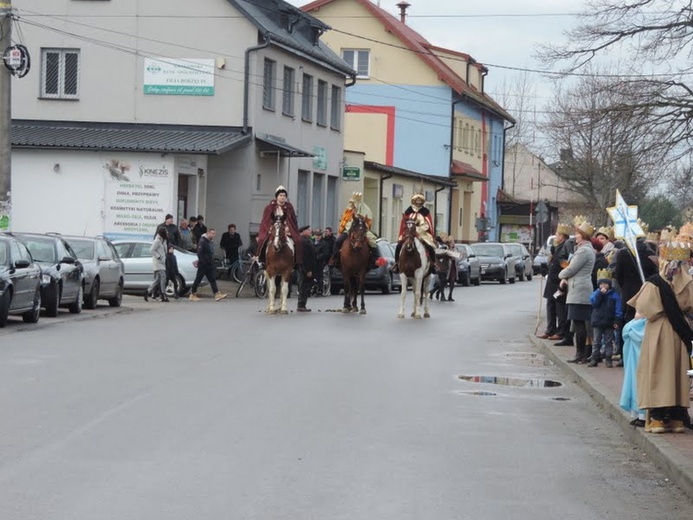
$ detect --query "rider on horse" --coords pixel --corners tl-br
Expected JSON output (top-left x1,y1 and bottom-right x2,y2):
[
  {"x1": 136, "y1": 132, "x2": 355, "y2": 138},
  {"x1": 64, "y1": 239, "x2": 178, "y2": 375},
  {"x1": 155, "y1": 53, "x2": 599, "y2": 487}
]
[
  {"x1": 331, "y1": 192, "x2": 379, "y2": 269},
  {"x1": 257, "y1": 185, "x2": 301, "y2": 265},
  {"x1": 392, "y1": 193, "x2": 437, "y2": 273}
]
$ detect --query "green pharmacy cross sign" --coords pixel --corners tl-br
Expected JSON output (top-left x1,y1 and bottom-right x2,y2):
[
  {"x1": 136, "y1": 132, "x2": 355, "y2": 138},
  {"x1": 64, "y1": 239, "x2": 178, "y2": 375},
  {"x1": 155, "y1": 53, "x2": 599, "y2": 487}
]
[{"x1": 342, "y1": 167, "x2": 361, "y2": 181}]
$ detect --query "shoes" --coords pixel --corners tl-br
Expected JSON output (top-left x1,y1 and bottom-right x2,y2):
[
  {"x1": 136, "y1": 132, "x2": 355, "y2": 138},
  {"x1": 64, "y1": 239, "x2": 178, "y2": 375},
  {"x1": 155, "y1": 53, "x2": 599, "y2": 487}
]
[
  {"x1": 448, "y1": 297, "x2": 455, "y2": 302},
  {"x1": 645, "y1": 418, "x2": 669, "y2": 434},
  {"x1": 214, "y1": 292, "x2": 228, "y2": 301},
  {"x1": 629, "y1": 418, "x2": 646, "y2": 428},
  {"x1": 555, "y1": 339, "x2": 574, "y2": 346},
  {"x1": 297, "y1": 307, "x2": 312, "y2": 312},
  {"x1": 605, "y1": 358, "x2": 613, "y2": 368},
  {"x1": 612, "y1": 354, "x2": 622, "y2": 361},
  {"x1": 615, "y1": 360, "x2": 624, "y2": 367},
  {"x1": 670, "y1": 420, "x2": 686, "y2": 433},
  {"x1": 566, "y1": 356, "x2": 586, "y2": 364},
  {"x1": 537, "y1": 333, "x2": 550, "y2": 339},
  {"x1": 189, "y1": 293, "x2": 200, "y2": 301},
  {"x1": 144, "y1": 292, "x2": 149, "y2": 302},
  {"x1": 161, "y1": 295, "x2": 169, "y2": 302},
  {"x1": 548, "y1": 335, "x2": 563, "y2": 341},
  {"x1": 587, "y1": 358, "x2": 599, "y2": 367}
]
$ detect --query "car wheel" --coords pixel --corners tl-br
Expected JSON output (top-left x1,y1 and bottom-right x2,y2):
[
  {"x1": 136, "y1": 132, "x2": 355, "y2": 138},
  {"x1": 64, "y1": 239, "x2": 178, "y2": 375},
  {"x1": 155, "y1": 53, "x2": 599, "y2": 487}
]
[
  {"x1": 499, "y1": 271, "x2": 507, "y2": 284},
  {"x1": 174, "y1": 274, "x2": 188, "y2": 297},
  {"x1": 84, "y1": 279, "x2": 99, "y2": 310},
  {"x1": 45, "y1": 285, "x2": 60, "y2": 317},
  {"x1": 254, "y1": 269, "x2": 268, "y2": 299},
  {"x1": 0, "y1": 290, "x2": 11, "y2": 328},
  {"x1": 69, "y1": 286, "x2": 83, "y2": 314},
  {"x1": 22, "y1": 289, "x2": 41, "y2": 324},
  {"x1": 382, "y1": 275, "x2": 393, "y2": 294},
  {"x1": 461, "y1": 271, "x2": 470, "y2": 287},
  {"x1": 108, "y1": 280, "x2": 123, "y2": 307}
]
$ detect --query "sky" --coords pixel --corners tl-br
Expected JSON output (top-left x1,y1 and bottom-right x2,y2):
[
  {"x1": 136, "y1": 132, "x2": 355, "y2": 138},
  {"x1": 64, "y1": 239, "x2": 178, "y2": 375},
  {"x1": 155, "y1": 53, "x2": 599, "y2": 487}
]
[{"x1": 287, "y1": 0, "x2": 587, "y2": 127}]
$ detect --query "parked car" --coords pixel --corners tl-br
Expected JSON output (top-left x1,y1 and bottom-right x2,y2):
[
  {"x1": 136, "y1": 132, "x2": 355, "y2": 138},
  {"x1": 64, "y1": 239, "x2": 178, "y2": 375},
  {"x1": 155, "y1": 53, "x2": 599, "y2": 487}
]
[
  {"x1": 453, "y1": 243, "x2": 481, "y2": 286},
  {"x1": 112, "y1": 240, "x2": 207, "y2": 296},
  {"x1": 13, "y1": 233, "x2": 84, "y2": 316},
  {"x1": 330, "y1": 238, "x2": 401, "y2": 295},
  {"x1": 533, "y1": 248, "x2": 549, "y2": 275},
  {"x1": 0, "y1": 234, "x2": 42, "y2": 327},
  {"x1": 63, "y1": 236, "x2": 125, "y2": 308},
  {"x1": 505, "y1": 242, "x2": 533, "y2": 281},
  {"x1": 470, "y1": 242, "x2": 516, "y2": 284}
]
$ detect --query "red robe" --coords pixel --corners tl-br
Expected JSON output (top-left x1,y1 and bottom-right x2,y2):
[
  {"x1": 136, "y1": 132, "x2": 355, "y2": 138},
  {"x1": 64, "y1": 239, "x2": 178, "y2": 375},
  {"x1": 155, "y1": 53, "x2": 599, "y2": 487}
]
[
  {"x1": 398, "y1": 206, "x2": 434, "y2": 242},
  {"x1": 257, "y1": 200, "x2": 301, "y2": 262}
]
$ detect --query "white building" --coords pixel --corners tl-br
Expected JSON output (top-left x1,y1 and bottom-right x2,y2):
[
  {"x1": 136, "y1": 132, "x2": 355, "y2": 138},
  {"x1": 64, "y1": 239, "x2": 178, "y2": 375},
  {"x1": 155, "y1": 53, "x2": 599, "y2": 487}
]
[{"x1": 10, "y1": 0, "x2": 354, "y2": 241}]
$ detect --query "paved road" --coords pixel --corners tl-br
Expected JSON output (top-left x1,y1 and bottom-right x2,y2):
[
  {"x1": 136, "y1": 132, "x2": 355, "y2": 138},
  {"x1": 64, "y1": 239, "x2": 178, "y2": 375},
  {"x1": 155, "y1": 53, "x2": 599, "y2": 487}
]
[{"x1": 1, "y1": 280, "x2": 691, "y2": 519}]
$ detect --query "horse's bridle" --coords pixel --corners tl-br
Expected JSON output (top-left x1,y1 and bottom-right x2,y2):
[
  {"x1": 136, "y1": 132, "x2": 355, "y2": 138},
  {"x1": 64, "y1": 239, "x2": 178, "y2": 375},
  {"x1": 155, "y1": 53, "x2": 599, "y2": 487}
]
[
  {"x1": 349, "y1": 216, "x2": 367, "y2": 250},
  {"x1": 272, "y1": 216, "x2": 285, "y2": 250},
  {"x1": 403, "y1": 220, "x2": 417, "y2": 252}
]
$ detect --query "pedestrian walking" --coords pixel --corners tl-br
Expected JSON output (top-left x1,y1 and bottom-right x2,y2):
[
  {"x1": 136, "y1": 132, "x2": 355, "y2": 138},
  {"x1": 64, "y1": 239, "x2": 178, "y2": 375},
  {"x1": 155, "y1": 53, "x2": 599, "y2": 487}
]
[
  {"x1": 189, "y1": 228, "x2": 227, "y2": 302},
  {"x1": 145, "y1": 228, "x2": 168, "y2": 302},
  {"x1": 297, "y1": 225, "x2": 317, "y2": 312}
]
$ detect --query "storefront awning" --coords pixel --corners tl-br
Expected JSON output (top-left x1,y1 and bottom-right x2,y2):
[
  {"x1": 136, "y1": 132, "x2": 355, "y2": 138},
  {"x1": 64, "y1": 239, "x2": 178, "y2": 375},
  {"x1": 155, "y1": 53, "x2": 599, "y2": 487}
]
[
  {"x1": 11, "y1": 120, "x2": 252, "y2": 155},
  {"x1": 256, "y1": 133, "x2": 314, "y2": 158},
  {"x1": 450, "y1": 159, "x2": 487, "y2": 182}
]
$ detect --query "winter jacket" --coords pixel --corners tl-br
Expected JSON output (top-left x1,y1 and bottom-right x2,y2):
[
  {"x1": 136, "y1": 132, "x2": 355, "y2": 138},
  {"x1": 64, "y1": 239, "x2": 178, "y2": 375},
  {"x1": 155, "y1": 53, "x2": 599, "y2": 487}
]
[
  {"x1": 150, "y1": 236, "x2": 166, "y2": 271},
  {"x1": 613, "y1": 239, "x2": 658, "y2": 307},
  {"x1": 558, "y1": 240, "x2": 596, "y2": 305},
  {"x1": 155, "y1": 222, "x2": 181, "y2": 247},
  {"x1": 299, "y1": 235, "x2": 317, "y2": 275},
  {"x1": 196, "y1": 234, "x2": 214, "y2": 267},
  {"x1": 544, "y1": 239, "x2": 571, "y2": 298},
  {"x1": 590, "y1": 287, "x2": 623, "y2": 328}
]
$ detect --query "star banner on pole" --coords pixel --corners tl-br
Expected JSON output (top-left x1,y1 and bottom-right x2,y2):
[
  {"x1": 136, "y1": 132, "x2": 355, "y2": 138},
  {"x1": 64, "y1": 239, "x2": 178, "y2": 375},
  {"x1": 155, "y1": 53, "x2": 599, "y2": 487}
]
[{"x1": 607, "y1": 189, "x2": 646, "y2": 282}]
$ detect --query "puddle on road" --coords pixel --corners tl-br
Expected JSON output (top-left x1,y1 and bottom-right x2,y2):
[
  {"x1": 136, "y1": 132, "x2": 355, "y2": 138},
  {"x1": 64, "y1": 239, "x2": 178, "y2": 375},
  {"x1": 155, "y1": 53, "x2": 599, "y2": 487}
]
[
  {"x1": 551, "y1": 397, "x2": 571, "y2": 401},
  {"x1": 459, "y1": 390, "x2": 497, "y2": 397},
  {"x1": 458, "y1": 375, "x2": 563, "y2": 388}
]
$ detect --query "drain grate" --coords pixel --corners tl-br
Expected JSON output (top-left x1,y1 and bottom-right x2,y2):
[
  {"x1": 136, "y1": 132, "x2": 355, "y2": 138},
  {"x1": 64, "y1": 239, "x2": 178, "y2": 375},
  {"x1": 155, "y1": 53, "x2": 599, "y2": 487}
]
[{"x1": 458, "y1": 375, "x2": 562, "y2": 388}]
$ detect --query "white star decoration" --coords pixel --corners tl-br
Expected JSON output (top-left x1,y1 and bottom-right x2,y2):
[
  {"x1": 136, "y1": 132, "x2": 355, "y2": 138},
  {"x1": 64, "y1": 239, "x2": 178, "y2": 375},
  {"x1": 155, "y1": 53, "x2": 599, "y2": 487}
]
[{"x1": 607, "y1": 190, "x2": 645, "y2": 257}]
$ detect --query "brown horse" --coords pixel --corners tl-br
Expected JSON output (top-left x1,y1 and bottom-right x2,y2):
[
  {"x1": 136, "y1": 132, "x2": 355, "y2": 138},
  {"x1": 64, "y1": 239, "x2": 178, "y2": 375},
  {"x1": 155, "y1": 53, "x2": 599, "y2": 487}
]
[
  {"x1": 431, "y1": 251, "x2": 457, "y2": 302},
  {"x1": 339, "y1": 215, "x2": 370, "y2": 314},
  {"x1": 397, "y1": 220, "x2": 431, "y2": 319},
  {"x1": 264, "y1": 214, "x2": 295, "y2": 314}
]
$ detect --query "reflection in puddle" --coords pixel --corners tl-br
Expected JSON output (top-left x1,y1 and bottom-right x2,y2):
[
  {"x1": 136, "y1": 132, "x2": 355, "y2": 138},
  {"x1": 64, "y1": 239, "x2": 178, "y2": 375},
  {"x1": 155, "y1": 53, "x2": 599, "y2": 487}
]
[
  {"x1": 460, "y1": 391, "x2": 497, "y2": 396},
  {"x1": 551, "y1": 397, "x2": 571, "y2": 401},
  {"x1": 458, "y1": 375, "x2": 562, "y2": 388}
]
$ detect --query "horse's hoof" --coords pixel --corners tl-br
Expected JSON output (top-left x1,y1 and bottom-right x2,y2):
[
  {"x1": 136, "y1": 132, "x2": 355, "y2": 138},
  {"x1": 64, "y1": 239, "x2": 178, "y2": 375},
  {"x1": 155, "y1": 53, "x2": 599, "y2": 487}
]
[
  {"x1": 410, "y1": 312, "x2": 415, "y2": 317},
  {"x1": 342, "y1": 308, "x2": 351, "y2": 313},
  {"x1": 414, "y1": 314, "x2": 422, "y2": 319},
  {"x1": 279, "y1": 309, "x2": 288, "y2": 315},
  {"x1": 424, "y1": 313, "x2": 430, "y2": 318},
  {"x1": 359, "y1": 309, "x2": 367, "y2": 315},
  {"x1": 397, "y1": 313, "x2": 405, "y2": 319},
  {"x1": 351, "y1": 307, "x2": 359, "y2": 313}
]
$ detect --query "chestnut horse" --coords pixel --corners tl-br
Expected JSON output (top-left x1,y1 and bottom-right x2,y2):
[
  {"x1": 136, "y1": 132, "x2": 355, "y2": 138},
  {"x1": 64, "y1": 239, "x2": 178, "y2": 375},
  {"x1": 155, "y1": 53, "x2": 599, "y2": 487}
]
[
  {"x1": 397, "y1": 220, "x2": 431, "y2": 319},
  {"x1": 339, "y1": 215, "x2": 370, "y2": 314},
  {"x1": 264, "y1": 215, "x2": 295, "y2": 314}
]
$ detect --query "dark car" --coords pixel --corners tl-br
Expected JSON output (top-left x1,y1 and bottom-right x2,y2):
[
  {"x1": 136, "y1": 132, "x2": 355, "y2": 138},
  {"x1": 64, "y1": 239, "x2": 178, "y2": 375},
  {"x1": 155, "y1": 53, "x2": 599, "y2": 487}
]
[
  {"x1": 63, "y1": 236, "x2": 125, "y2": 308},
  {"x1": 533, "y1": 247, "x2": 549, "y2": 275},
  {"x1": 454, "y1": 243, "x2": 481, "y2": 286},
  {"x1": 13, "y1": 233, "x2": 85, "y2": 316},
  {"x1": 0, "y1": 234, "x2": 42, "y2": 327},
  {"x1": 506, "y1": 242, "x2": 533, "y2": 281},
  {"x1": 470, "y1": 242, "x2": 516, "y2": 284},
  {"x1": 330, "y1": 238, "x2": 402, "y2": 294}
]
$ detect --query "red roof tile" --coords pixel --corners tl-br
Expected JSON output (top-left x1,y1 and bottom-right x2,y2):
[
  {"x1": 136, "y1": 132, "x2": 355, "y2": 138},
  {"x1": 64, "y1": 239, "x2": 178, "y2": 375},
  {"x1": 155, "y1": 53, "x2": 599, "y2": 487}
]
[{"x1": 451, "y1": 159, "x2": 487, "y2": 181}]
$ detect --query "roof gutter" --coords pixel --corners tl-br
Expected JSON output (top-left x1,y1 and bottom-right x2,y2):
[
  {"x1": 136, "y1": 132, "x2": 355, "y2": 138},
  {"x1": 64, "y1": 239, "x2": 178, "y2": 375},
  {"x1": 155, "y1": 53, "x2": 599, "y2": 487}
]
[{"x1": 243, "y1": 34, "x2": 271, "y2": 134}]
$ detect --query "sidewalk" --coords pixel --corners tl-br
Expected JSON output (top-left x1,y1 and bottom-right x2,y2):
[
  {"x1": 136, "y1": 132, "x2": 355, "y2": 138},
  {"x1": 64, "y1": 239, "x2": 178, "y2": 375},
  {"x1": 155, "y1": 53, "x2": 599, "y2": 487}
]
[{"x1": 530, "y1": 333, "x2": 693, "y2": 500}]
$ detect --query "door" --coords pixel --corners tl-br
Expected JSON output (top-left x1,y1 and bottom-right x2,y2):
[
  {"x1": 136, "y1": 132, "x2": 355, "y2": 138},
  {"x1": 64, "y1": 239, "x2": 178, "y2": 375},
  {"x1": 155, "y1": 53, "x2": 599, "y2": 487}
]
[
  {"x1": 97, "y1": 240, "x2": 119, "y2": 295},
  {"x1": 129, "y1": 243, "x2": 154, "y2": 289},
  {"x1": 9, "y1": 241, "x2": 29, "y2": 308},
  {"x1": 58, "y1": 240, "x2": 82, "y2": 302}
]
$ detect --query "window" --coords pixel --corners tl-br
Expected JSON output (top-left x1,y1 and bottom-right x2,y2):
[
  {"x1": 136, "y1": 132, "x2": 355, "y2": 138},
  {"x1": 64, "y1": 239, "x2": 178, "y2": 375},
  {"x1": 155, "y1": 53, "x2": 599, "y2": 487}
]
[
  {"x1": 41, "y1": 49, "x2": 80, "y2": 99},
  {"x1": 330, "y1": 85, "x2": 342, "y2": 130},
  {"x1": 342, "y1": 49, "x2": 370, "y2": 77},
  {"x1": 476, "y1": 129, "x2": 482, "y2": 158},
  {"x1": 263, "y1": 58, "x2": 276, "y2": 110},
  {"x1": 317, "y1": 80, "x2": 327, "y2": 126},
  {"x1": 463, "y1": 124, "x2": 470, "y2": 153},
  {"x1": 282, "y1": 66, "x2": 295, "y2": 116},
  {"x1": 302, "y1": 73, "x2": 313, "y2": 121}
]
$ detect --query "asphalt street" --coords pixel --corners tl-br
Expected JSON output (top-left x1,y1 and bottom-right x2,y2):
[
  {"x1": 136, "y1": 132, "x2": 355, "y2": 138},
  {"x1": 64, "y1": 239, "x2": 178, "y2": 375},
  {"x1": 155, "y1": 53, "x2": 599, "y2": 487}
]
[{"x1": 0, "y1": 280, "x2": 691, "y2": 519}]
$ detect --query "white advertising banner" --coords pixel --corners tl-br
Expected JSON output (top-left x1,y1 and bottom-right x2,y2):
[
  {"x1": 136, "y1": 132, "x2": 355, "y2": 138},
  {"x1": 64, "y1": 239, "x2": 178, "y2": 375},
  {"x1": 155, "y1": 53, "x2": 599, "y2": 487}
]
[
  {"x1": 103, "y1": 158, "x2": 175, "y2": 240},
  {"x1": 143, "y1": 58, "x2": 215, "y2": 96}
]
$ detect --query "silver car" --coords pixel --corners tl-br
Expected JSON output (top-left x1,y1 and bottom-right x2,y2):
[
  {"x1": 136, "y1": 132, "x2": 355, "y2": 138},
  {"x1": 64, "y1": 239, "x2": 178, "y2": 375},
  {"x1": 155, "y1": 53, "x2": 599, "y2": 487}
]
[{"x1": 112, "y1": 240, "x2": 207, "y2": 296}]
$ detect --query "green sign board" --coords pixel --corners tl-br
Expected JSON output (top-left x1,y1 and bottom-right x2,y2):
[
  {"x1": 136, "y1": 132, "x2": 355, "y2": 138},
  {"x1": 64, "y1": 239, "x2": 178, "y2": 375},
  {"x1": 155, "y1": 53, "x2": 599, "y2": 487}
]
[
  {"x1": 0, "y1": 214, "x2": 8, "y2": 231},
  {"x1": 313, "y1": 147, "x2": 327, "y2": 170},
  {"x1": 342, "y1": 166, "x2": 361, "y2": 181}
]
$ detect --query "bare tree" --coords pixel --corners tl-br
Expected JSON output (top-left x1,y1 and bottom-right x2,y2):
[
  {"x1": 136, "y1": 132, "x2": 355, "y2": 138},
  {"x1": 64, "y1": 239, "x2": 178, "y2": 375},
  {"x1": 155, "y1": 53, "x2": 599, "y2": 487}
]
[
  {"x1": 539, "y1": 0, "x2": 693, "y2": 157},
  {"x1": 543, "y1": 73, "x2": 667, "y2": 222}
]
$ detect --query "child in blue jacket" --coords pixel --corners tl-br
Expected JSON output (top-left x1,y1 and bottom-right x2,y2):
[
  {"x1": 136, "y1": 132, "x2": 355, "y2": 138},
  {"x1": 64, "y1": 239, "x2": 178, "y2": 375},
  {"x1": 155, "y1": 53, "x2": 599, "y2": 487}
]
[{"x1": 588, "y1": 270, "x2": 623, "y2": 367}]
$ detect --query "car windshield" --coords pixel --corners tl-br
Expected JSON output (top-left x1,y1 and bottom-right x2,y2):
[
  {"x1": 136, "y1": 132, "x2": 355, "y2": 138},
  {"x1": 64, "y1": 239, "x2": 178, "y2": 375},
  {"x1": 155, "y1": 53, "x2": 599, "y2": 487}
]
[
  {"x1": 0, "y1": 241, "x2": 7, "y2": 266},
  {"x1": 454, "y1": 244, "x2": 467, "y2": 259},
  {"x1": 67, "y1": 239, "x2": 95, "y2": 260},
  {"x1": 507, "y1": 244, "x2": 523, "y2": 256},
  {"x1": 471, "y1": 244, "x2": 503, "y2": 257},
  {"x1": 22, "y1": 237, "x2": 56, "y2": 263}
]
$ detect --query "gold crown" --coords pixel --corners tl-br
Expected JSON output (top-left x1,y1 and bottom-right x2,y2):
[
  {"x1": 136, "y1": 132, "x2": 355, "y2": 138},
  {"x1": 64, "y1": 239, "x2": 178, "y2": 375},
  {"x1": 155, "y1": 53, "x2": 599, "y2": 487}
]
[
  {"x1": 638, "y1": 218, "x2": 649, "y2": 233},
  {"x1": 596, "y1": 268, "x2": 612, "y2": 281},
  {"x1": 352, "y1": 191, "x2": 363, "y2": 201},
  {"x1": 659, "y1": 242, "x2": 692, "y2": 262},
  {"x1": 411, "y1": 193, "x2": 425, "y2": 203},
  {"x1": 595, "y1": 226, "x2": 613, "y2": 240},
  {"x1": 573, "y1": 215, "x2": 594, "y2": 237},
  {"x1": 660, "y1": 225, "x2": 678, "y2": 242},
  {"x1": 556, "y1": 223, "x2": 571, "y2": 236},
  {"x1": 646, "y1": 232, "x2": 660, "y2": 242},
  {"x1": 678, "y1": 222, "x2": 693, "y2": 241}
]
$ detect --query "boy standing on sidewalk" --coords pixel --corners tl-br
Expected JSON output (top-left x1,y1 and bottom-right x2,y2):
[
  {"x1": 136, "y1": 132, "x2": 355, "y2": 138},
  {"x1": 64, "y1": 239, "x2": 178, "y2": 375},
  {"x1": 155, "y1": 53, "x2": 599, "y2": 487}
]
[{"x1": 588, "y1": 269, "x2": 623, "y2": 368}]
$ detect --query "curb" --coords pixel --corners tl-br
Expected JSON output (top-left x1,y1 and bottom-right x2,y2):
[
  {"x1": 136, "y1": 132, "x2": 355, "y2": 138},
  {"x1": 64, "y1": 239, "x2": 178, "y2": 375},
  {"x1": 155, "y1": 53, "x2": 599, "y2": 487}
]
[{"x1": 530, "y1": 334, "x2": 693, "y2": 500}]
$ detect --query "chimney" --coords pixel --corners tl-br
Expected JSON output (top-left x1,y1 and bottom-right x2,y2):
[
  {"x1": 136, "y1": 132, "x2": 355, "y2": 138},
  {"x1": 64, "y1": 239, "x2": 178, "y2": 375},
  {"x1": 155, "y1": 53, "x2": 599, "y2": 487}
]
[{"x1": 396, "y1": 1, "x2": 411, "y2": 24}]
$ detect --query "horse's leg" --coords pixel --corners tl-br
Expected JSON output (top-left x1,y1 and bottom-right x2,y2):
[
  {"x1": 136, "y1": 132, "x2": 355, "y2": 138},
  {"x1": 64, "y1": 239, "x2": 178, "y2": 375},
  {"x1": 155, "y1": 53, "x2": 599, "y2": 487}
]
[
  {"x1": 422, "y1": 273, "x2": 431, "y2": 318},
  {"x1": 267, "y1": 269, "x2": 276, "y2": 313},
  {"x1": 279, "y1": 274, "x2": 289, "y2": 314},
  {"x1": 412, "y1": 272, "x2": 422, "y2": 318},
  {"x1": 358, "y1": 270, "x2": 366, "y2": 314},
  {"x1": 350, "y1": 274, "x2": 358, "y2": 313},
  {"x1": 342, "y1": 272, "x2": 351, "y2": 312},
  {"x1": 398, "y1": 273, "x2": 407, "y2": 319}
]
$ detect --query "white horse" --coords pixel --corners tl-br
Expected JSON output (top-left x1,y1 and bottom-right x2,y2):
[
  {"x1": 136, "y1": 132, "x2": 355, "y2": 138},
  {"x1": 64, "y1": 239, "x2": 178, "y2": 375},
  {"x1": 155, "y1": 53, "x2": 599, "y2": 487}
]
[
  {"x1": 397, "y1": 220, "x2": 431, "y2": 319},
  {"x1": 264, "y1": 216, "x2": 294, "y2": 315}
]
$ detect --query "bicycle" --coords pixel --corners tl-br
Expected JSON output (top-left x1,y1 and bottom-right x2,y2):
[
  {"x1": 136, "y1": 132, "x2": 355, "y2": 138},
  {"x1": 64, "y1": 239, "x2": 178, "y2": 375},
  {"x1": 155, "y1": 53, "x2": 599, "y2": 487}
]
[{"x1": 235, "y1": 257, "x2": 267, "y2": 299}]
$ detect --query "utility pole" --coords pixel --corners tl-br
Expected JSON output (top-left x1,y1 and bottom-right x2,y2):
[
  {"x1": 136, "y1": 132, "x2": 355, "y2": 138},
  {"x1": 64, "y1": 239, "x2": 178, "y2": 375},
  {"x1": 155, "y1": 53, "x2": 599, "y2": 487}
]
[{"x1": 0, "y1": 1, "x2": 12, "y2": 231}]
